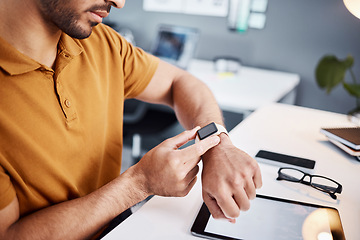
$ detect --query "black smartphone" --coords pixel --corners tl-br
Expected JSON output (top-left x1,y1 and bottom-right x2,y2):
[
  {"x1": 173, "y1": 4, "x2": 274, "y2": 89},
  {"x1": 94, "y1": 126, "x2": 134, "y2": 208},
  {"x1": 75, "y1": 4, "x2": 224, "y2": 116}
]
[{"x1": 255, "y1": 150, "x2": 316, "y2": 169}]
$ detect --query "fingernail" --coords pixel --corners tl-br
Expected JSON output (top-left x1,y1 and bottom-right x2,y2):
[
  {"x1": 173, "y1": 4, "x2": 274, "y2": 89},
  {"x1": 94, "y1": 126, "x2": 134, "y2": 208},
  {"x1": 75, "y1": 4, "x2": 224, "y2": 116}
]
[
  {"x1": 212, "y1": 136, "x2": 220, "y2": 144},
  {"x1": 228, "y1": 218, "x2": 236, "y2": 223}
]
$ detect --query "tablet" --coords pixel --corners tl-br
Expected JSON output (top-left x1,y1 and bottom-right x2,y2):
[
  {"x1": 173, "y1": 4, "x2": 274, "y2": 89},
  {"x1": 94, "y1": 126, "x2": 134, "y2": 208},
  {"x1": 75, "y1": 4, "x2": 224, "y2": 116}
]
[{"x1": 191, "y1": 195, "x2": 345, "y2": 240}]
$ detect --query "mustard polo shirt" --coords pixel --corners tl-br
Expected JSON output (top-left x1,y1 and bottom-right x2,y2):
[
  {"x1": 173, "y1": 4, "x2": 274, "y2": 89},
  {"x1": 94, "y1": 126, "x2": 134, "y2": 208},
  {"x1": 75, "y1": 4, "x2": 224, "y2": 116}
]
[{"x1": 0, "y1": 24, "x2": 159, "y2": 216}]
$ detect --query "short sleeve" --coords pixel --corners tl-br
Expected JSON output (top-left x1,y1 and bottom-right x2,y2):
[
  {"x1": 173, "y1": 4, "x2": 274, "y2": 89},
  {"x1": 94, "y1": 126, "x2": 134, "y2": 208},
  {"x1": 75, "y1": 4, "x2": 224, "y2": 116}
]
[
  {"x1": 91, "y1": 24, "x2": 159, "y2": 99},
  {"x1": 120, "y1": 38, "x2": 159, "y2": 99},
  {"x1": 0, "y1": 165, "x2": 16, "y2": 210}
]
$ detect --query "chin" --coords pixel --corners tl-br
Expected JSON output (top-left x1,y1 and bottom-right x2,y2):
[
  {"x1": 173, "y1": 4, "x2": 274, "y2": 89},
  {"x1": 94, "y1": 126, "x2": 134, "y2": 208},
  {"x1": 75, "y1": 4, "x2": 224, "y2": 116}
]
[{"x1": 65, "y1": 23, "x2": 96, "y2": 39}]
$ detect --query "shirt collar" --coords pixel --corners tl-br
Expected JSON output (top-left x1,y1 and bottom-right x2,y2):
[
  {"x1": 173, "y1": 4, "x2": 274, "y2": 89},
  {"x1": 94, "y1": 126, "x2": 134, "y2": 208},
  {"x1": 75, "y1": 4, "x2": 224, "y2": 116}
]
[
  {"x1": 58, "y1": 32, "x2": 83, "y2": 59},
  {"x1": 0, "y1": 33, "x2": 83, "y2": 76},
  {"x1": 0, "y1": 35, "x2": 41, "y2": 75}
]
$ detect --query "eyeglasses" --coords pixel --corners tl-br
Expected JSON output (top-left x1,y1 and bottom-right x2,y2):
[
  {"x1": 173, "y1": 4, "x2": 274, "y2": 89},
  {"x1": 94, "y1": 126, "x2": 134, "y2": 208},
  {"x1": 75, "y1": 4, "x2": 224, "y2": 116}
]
[{"x1": 276, "y1": 167, "x2": 342, "y2": 200}]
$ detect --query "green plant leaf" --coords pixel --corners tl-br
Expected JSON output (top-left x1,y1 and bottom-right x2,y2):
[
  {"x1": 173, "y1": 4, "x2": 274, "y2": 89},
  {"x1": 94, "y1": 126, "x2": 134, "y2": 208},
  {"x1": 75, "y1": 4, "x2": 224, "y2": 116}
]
[
  {"x1": 343, "y1": 55, "x2": 354, "y2": 68},
  {"x1": 315, "y1": 55, "x2": 354, "y2": 94},
  {"x1": 343, "y1": 82, "x2": 360, "y2": 98}
]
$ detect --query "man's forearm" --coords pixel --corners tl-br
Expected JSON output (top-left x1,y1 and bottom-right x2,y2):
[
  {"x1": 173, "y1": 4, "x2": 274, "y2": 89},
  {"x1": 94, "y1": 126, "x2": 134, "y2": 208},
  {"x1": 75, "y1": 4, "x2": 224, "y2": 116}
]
[
  {"x1": 171, "y1": 71, "x2": 225, "y2": 130},
  {"x1": 3, "y1": 168, "x2": 148, "y2": 240},
  {"x1": 135, "y1": 60, "x2": 224, "y2": 129}
]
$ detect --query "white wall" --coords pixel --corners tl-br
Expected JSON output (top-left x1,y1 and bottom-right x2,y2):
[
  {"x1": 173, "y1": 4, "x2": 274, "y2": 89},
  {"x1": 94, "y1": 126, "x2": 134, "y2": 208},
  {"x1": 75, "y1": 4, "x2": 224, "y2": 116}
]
[{"x1": 107, "y1": 0, "x2": 360, "y2": 114}]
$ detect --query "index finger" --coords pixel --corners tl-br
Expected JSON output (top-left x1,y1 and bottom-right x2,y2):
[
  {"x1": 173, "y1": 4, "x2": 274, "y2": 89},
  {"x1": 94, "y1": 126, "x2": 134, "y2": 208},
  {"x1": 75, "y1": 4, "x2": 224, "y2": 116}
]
[
  {"x1": 253, "y1": 166, "x2": 263, "y2": 189},
  {"x1": 180, "y1": 135, "x2": 220, "y2": 168},
  {"x1": 165, "y1": 126, "x2": 201, "y2": 149}
]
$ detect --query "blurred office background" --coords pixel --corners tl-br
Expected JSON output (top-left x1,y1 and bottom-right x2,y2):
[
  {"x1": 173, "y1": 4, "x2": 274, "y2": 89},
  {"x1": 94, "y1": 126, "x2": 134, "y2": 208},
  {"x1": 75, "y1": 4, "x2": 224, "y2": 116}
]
[
  {"x1": 104, "y1": 0, "x2": 360, "y2": 168},
  {"x1": 108, "y1": 0, "x2": 360, "y2": 114}
]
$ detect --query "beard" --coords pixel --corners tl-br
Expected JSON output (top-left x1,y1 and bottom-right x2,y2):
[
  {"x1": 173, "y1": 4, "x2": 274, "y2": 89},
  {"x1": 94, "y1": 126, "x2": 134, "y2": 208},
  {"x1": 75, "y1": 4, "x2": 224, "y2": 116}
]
[{"x1": 38, "y1": 0, "x2": 111, "y2": 39}]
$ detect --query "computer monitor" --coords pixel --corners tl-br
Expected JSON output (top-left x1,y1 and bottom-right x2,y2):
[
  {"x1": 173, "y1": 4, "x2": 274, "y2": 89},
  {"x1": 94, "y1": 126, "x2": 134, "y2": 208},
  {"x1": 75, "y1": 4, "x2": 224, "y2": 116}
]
[{"x1": 151, "y1": 25, "x2": 199, "y2": 69}]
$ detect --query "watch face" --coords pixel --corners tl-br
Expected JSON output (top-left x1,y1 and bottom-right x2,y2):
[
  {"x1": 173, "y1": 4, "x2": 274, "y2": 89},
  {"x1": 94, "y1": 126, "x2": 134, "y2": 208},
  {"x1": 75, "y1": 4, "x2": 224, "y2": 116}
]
[{"x1": 197, "y1": 122, "x2": 218, "y2": 140}]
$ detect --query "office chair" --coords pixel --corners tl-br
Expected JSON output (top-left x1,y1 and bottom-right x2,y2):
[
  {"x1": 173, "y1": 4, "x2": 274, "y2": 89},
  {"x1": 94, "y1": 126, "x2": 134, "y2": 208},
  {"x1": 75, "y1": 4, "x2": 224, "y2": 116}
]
[{"x1": 123, "y1": 99, "x2": 178, "y2": 163}]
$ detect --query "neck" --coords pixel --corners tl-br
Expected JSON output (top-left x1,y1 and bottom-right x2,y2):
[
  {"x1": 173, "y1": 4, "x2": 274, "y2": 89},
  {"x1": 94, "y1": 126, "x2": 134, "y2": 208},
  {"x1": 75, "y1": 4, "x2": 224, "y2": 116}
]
[{"x1": 0, "y1": 0, "x2": 61, "y2": 68}]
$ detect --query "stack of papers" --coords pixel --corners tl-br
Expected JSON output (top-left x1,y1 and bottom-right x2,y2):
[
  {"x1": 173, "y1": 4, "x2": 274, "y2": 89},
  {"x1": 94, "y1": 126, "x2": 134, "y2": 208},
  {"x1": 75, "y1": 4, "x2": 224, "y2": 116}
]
[{"x1": 320, "y1": 127, "x2": 360, "y2": 160}]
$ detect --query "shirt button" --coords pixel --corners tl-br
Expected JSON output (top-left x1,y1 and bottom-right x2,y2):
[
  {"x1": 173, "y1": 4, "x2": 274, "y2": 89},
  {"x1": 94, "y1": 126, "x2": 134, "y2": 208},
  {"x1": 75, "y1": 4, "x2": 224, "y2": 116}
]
[{"x1": 64, "y1": 99, "x2": 71, "y2": 108}]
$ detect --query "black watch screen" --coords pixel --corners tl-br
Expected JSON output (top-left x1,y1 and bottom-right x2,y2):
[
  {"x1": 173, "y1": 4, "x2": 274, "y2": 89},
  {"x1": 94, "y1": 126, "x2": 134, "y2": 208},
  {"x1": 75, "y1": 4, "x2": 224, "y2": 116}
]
[{"x1": 197, "y1": 122, "x2": 218, "y2": 140}]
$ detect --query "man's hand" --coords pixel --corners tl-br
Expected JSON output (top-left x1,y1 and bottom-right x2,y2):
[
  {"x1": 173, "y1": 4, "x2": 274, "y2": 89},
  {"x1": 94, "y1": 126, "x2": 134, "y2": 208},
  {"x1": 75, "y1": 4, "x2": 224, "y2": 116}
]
[
  {"x1": 201, "y1": 133, "x2": 262, "y2": 222},
  {"x1": 136, "y1": 60, "x2": 262, "y2": 219},
  {"x1": 132, "y1": 127, "x2": 220, "y2": 197}
]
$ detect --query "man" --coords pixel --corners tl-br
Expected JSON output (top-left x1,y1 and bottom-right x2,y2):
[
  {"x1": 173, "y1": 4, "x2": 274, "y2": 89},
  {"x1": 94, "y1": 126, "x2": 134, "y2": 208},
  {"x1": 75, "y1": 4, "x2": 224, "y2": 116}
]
[{"x1": 0, "y1": 0, "x2": 262, "y2": 239}]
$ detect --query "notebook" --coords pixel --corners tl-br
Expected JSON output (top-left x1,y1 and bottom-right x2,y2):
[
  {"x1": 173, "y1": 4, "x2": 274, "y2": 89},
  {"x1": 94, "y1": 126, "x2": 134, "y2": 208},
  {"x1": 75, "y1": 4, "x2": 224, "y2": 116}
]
[
  {"x1": 327, "y1": 138, "x2": 360, "y2": 156},
  {"x1": 320, "y1": 127, "x2": 360, "y2": 150}
]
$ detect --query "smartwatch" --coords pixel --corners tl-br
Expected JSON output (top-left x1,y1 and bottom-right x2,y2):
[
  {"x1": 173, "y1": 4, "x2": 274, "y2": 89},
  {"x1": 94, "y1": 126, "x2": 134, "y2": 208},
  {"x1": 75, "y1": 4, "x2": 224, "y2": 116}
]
[{"x1": 195, "y1": 122, "x2": 228, "y2": 142}]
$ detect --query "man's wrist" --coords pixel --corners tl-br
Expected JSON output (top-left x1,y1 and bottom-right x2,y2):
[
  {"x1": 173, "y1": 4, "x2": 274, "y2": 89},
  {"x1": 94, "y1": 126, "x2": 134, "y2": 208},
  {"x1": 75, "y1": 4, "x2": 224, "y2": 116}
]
[
  {"x1": 201, "y1": 133, "x2": 232, "y2": 165},
  {"x1": 124, "y1": 165, "x2": 151, "y2": 199}
]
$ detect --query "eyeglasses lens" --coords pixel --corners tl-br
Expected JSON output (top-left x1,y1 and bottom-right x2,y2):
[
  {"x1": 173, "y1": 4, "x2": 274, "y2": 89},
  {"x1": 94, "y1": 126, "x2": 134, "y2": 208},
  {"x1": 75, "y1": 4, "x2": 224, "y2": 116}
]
[
  {"x1": 280, "y1": 168, "x2": 304, "y2": 182},
  {"x1": 311, "y1": 176, "x2": 338, "y2": 193}
]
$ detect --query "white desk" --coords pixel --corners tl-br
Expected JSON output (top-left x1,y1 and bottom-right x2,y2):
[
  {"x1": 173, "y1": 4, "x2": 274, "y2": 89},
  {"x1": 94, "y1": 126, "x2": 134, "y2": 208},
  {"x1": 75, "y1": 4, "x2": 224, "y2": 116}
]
[
  {"x1": 187, "y1": 59, "x2": 300, "y2": 116},
  {"x1": 103, "y1": 103, "x2": 360, "y2": 240}
]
